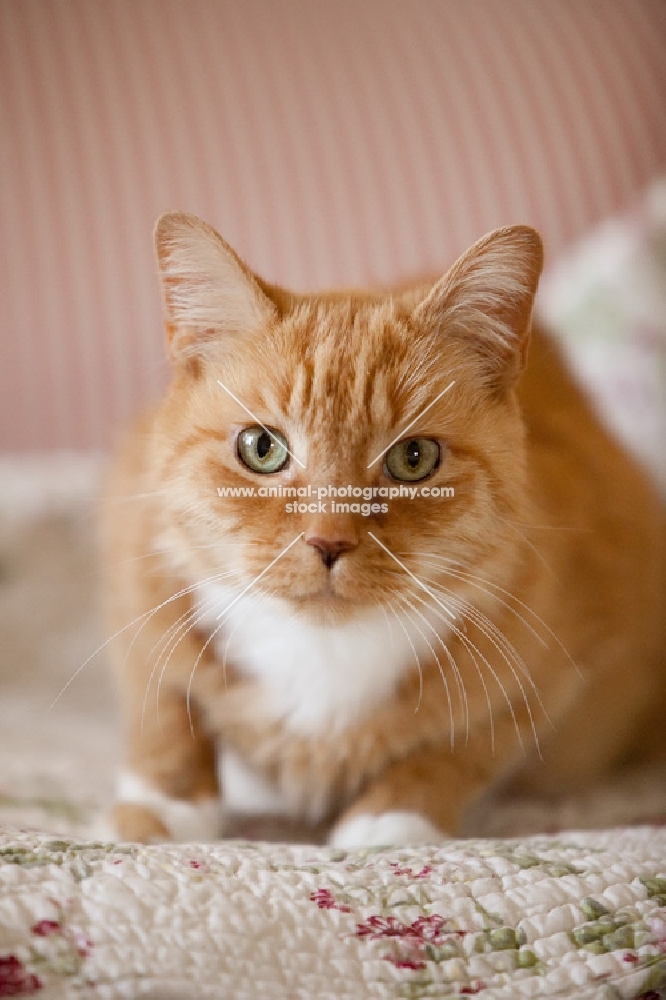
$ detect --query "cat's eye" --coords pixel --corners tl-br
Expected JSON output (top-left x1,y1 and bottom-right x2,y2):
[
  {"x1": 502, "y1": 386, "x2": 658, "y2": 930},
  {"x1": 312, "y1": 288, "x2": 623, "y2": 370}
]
[
  {"x1": 384, "y1": 437, "x2": 440, "y2": 482},
  {"x1": 237, "y1": 425, "x2": 290, "y2": 474}
]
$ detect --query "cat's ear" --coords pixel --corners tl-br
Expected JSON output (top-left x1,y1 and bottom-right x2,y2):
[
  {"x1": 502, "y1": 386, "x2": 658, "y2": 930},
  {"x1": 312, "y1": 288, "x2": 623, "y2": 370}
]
[
  {"x1": 154, "y1": 212, "x2": 277, "y2": 361},
  {"x1": 413, "y1": 226, "x2": 543, "y2": 390}
]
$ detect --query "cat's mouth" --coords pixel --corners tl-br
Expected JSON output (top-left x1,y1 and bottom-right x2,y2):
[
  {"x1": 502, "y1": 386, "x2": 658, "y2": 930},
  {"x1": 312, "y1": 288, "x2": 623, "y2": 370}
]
[
  {"x1": 295, "y1": 590, "x2": 357, "y2": 626},
  {"x1": 307, "y1": 579, "x2": 347, "y2": 601},
  {"x1": 295, "y1": 576, "x2": 354, "y2": 609}
]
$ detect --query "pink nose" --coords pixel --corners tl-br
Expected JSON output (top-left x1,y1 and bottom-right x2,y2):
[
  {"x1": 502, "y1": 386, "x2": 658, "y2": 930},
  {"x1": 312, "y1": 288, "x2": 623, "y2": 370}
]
[{"x1": 306, "y1": 536, "x2": 357, "y2": 568}]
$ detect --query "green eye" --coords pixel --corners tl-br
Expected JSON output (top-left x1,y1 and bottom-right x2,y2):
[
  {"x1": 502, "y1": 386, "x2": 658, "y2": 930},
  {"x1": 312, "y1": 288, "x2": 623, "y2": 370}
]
[
  {"x1": 237, "y1": 426, "x2": 289, "y2": 474},
  {"x1": 384, "y1": 437, "x2": 440, "y2": 482}
]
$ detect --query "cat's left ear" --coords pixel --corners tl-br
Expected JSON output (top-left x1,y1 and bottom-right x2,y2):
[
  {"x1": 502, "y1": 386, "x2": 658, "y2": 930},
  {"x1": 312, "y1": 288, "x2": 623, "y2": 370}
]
[
  {"x1": 413, "y1": 226, "x2": 543, "y2": 391},
  {"x1": 154, "y1": 212, "x2": 277, "y2": 362}
]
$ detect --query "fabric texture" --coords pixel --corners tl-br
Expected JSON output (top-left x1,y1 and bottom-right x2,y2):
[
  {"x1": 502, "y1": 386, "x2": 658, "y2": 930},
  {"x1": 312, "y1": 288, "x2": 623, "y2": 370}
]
[{"x1": 1, "y1": 827, "x2": 665, "y2": 999}]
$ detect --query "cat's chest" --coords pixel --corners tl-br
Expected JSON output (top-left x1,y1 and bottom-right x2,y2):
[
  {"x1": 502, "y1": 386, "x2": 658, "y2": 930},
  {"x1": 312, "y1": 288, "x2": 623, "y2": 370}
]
[
  {"x1": 195, "y1": 582, "x2": 430, "y2": 735},
  {"x1": 193, "y1": 583, "x2": 449, "y2": 821}
]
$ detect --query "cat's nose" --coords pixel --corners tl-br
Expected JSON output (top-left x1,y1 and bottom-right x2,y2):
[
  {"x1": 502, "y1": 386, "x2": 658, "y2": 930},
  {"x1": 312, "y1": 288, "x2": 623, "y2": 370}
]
[{"x1": 306, "y1": 536, "x2": 357, "y2": 569}]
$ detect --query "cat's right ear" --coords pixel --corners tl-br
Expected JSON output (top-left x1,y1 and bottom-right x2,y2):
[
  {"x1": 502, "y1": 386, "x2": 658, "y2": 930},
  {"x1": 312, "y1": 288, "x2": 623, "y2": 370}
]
[
  {"x1": 413, "y1": 226, "x2": 543, "y2": 392},
  {"x1": 154, "y1": 212, "x2": 277, "y2": 362}
]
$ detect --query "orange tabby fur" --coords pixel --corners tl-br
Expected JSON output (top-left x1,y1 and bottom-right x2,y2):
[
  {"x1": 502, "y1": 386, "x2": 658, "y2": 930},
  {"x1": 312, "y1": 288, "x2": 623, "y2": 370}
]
[{"x1": 102, "y1": 213, "x2": 665, "y2": 845}]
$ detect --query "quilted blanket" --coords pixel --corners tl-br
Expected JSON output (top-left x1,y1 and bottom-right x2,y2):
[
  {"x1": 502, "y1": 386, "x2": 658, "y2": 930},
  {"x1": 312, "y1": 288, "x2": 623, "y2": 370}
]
[{"x1": 1, "y1": 826, "x2": 665, "y2": 999}]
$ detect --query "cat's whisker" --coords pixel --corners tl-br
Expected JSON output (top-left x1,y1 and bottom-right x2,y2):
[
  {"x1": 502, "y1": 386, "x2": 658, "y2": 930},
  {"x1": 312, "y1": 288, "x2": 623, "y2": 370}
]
[
  {"x1": 142, "y1": 607, "x2": 197, "y2": 733},
  {"x1": 46, "y1": 569, "x2": 235, "y2": 713},
  {"x1": 384, "y1": 602, "x2": 424, "y2": 714},
  {"x1": 396, "y1": 590, "x2": 469, "y2": 746},
  {"x1": 140, "y1": 567, "x2": 246, "y2": 730},
  {"x1": 494, "y1": 514, "x2": 559, "y2": 579},
  {"x1": 154, "y1": 587, "x2": 237, "y2": 731},
  {"x1": 185, "y1": 617, "x2": 226, "y2": 736},
  {"x1": 142, "y1": 592, "x2": 222, "y2": 733},
  {"x1": 145, "y1": 569, "x2": 242, "y2": 667},
  {"x1": 429, "y1": 583, "x2": 546, "y2": 757},
  {"x1": 415, "y1": 579, "x2": 536, "y2": 757},
  {"x1": 458, "y1": 607, "x2": 552, "y2": 742},
  {"x1": 184, "y1": 586, "x2": 274, "y2": 736},
  {"x1": 409, "y1": 589, "x2": 498, "y2": 755},
  {"x1": 379, "y1": 587, "x2": 395, "y2": 649},
  {"x1": 98, "y1": 488, "x2": 174, "y2": 505},
  {"x1": 414, "y1": 554, "x2": 548, "y2": 650},
  {"x1": 390, "y1": 592, "x2": 437, "y2": 718},
  {"x1": 405, "y1": 551, "x2": 582, "y2": 679},
  {"x1": 367, "y1": 532, "x2": 456, "y2": 621},
  {"x1": 378, "y1": 601, "x2": 397, "y2": 652},
  {"x1": 403, "y1": 588, "x2": 471, "y2": 746},
  {"x1": 390, "y1": 589, "x2": 455, "y2": 749},
  {"x1": 107, "y1": 541, "x2": 236, "y2": 571},
  {"x1": 213, "y1": 532, "x2": 305, "y2": 622},
  {"x1": 420, "y1": 573, "x2": 555, "y2": 739},
  {"x1": 123, "y1": 569, "x2": 237, "y2": 696}
]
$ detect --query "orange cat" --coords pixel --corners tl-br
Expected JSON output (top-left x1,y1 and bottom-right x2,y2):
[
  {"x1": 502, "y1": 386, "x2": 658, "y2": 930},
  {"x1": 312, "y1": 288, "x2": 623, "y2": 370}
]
[{"x1": 102, "y1": 213, "x2": 665, "y2": 846}]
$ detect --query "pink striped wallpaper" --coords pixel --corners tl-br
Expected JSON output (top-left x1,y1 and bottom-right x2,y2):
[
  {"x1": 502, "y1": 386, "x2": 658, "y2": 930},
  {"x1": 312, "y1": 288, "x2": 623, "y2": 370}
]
[{"x1": 1, "y1": 0, "x2": 665, "y2": 450}]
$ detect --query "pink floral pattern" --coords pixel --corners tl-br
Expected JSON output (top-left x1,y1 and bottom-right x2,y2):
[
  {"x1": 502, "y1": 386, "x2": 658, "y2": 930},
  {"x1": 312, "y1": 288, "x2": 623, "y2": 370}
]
[
  {"x1": 310, "y1": 888, "x2": 352, "y2": 913},
  {"x1": 0, "y1": 957, "x2": 41, "y2": 997},
  {"x1": 306, "y1": 854, "x2": 666, "y2": 996},
  {"x1": 1, "y1": 830, "x2": 665, "y2": 998}
]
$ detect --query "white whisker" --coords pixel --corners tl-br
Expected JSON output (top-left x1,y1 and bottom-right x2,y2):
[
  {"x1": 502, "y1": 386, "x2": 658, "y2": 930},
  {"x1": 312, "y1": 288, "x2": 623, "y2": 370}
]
[
  {"x1": 46, "y1": 570, "x2": 233, "y2": 713},
  {"x1": 394, "y1": 588, "x2": 469, "y2": 746},
  {"x1": 378, "y1": 601, "x2": 397, "y2": 652},
  {"x1": 494, "y1": 514, "x2": 559, "y2": 578},
  {"x1": 184, "y1": 587, "x2": 274, "y2": 735},
  {"x1": 414, "y1": 554, "x2": 548, "y2": 650},
  {"x1": 142, "y1": 590, "x2": 220, "y2": 733},
  {"x1": 367, "y1": 533, "x2": 456, "y2": 620},
  {"x1": 421, "y1": 574, "x2": 555, "y2": 740},
  {"x1": 408, "y1": 589, "x2": 497, "y2": 755},
  {"x1": 214, "y1": 533, "x2": 304, "y2": 621},
  {"x1": 407, "y1": 551, "x2": 582, "y2": 679},
  {"x1": 107, "y1": 540, "x2": 232, "y2": 572},
  {"x1": 154, "y1": 584, "x2": 237, "y2": 730},
  {"x1": 432, "y1": 583, "x2": 545, "y2": 757},
  {"x1": 385, "y1": 602, "x2": 424, "y2": 713},
  {"x1": 391, "y1": 590, "x2": 455, "y2": 748},
  {"x1": 99, "y1": 488, "x2": 173, "y2": 505}
]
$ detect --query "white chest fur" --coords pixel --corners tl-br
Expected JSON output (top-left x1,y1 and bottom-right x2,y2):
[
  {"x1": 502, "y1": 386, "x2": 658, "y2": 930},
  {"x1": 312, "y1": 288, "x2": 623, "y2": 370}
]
[
  {"x1": 195, "y1": 582, "x2": 441, "y2": 736},
  {"x1": 192, "y1": 582, "x2": 453, "y2": 821}
]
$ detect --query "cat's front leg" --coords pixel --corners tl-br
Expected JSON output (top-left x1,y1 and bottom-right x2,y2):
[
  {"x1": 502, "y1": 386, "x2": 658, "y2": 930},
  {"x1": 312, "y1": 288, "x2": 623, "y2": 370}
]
[
  {"x1": 327, "y1": 744, "x2": 468, "y2": 847},
  {"x1": 328, "y1": 719, "x2": 525, "y2": 849},
  {"x1": 108, "y1": 688, "x2": 223, "y2": 844}
]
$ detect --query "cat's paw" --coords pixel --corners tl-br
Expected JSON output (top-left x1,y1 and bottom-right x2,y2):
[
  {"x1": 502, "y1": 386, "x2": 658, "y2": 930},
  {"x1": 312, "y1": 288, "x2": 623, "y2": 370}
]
[
  {"x1": 106, "y1": 802, "x2": 172, "y2": 844},
  {"x1": 328, "y1": 810, "x2": 445, "y2": 848},
  {"x1": 105, "y1": 771, "x2": 225, "y2": 843}
]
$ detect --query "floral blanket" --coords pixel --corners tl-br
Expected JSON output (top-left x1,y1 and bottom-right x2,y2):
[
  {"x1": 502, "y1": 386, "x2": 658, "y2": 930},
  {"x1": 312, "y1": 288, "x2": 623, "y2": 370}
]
[{"x1": 1, "y1": 826, "x2": 665, "y2": 999}]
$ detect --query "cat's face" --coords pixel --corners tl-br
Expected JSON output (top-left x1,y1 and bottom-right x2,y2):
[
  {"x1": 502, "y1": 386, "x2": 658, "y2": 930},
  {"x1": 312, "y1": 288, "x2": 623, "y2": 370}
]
[{"x1": 152, "y1": 215, "x2": 542, "y2": 623}]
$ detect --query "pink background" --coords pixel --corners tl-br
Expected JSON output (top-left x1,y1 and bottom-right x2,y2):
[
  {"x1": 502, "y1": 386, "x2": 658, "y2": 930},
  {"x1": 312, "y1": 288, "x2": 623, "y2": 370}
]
[{"x1": 1, "y1": 0, "x2": 664, "y2": 450}]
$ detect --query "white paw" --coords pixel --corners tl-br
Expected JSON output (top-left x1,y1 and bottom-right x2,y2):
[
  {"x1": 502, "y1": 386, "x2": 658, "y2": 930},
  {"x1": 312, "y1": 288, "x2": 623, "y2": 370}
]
[
  {"x1": 328, "y1": 810, "x2": 444, "y2": 848},
  {"x1": 116, "y1": 771, "x2": 224, "y2": 842},
  {"x1": 88, "y1": 813, "x2": 121, "y2": 843}
]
